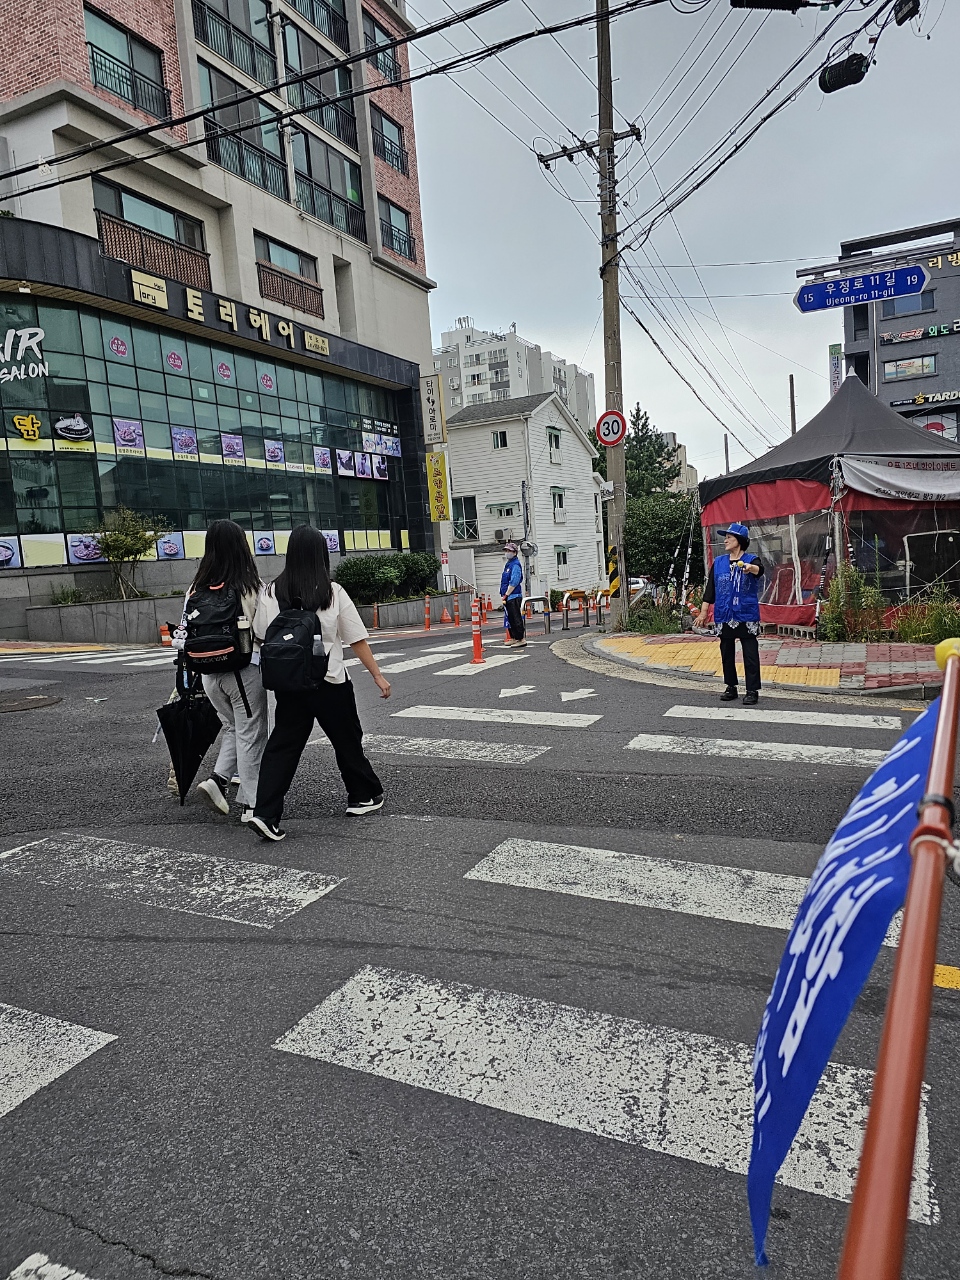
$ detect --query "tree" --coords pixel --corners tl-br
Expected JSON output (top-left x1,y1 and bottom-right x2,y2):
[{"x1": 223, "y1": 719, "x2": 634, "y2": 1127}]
[
  {"x1": 593, "y1": 402, "x2": 681, "y2": 498},
  {"x1": 622, "y1": 491, "x2": 703, "y2": 589},
  {"x1": 90, "y1": 505, "x2": 169, "y2": 599}
]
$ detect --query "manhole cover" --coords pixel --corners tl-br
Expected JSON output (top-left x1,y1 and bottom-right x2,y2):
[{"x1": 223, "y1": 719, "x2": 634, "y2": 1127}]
[{"x1": 0, "y1": 695, "x2": 62, "y2": 712}]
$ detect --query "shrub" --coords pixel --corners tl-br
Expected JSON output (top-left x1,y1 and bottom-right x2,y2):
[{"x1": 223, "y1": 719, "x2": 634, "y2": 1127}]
[
  {"x1": 894, "y1": 584, "x2": 960, "y2": 645},
  {"x1": 51, "y1": 586, "x2": 86, "y2": 605},
  {"x1": 626, "y1": 595, "x2": 683, "y2": 635},
  {"x1": 334, "y1": 552, "x2": 441, "y2": 605},
  {"x1": 819, "y1": 563, "x2": 886, "y2": 642},
  {"x1": 88, "y1": 505, "x2": 169, "y2": 600}
]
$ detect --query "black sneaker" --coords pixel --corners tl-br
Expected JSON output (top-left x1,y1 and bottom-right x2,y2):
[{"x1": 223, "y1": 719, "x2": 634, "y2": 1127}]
[
  {"x1": 719, "y1": 687, "x2": 738, "y2": 702},
  {"x1": 743, "y1": 690, "x2": 759, "y2": 706},
  {"x1": 346, "y1": 795, "x2": 384, "y2": 817},
  {"x1": 196, "y1": 774, "x2": 230, "y2": 815},
  {"x1": 247, "y1": 814, "x2": 286, "y2": 841}
]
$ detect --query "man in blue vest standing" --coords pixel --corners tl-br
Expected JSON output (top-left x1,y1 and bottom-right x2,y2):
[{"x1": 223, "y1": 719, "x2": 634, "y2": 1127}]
[
  {"x1": 501, "y1": 541, "x2": 526, "y2": 647},
  {"x1": 695, "y1": 522, "x2": 764, "y2": 705}
]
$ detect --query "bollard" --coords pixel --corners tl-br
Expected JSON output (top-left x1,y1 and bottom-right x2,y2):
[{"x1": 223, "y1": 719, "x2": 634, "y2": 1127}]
[
  {"x1": 480, "y1": 593, "x2": 488, "y2": 624},
  {"x1": 453, "y1": 593, "x2": 461, "y2": 626},
  {"x1": 373, "y1": 601, "x2": 380, "y2": 630},
  {"x1": 159, "y1": 624, "x2": 172, "y2": 647},
  {"x1": 544, "y1": 595, "x2": 552, "y2": 635},
  {"x1": 562, "y1": 603, "x2": 570, "y2": 631},
  {"x1": 424, "y1": 594, "x2": 431, "y2": 631},
  {"x1": 582, "y1": 596, "x2": 591, "y2": 629},
  {"x1": 469, "y1": 597, "x2": 485, "y2": 664}
]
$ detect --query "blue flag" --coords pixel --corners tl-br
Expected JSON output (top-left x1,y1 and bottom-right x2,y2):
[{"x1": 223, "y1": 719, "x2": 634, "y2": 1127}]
[{"x1": 748, "y1": 697, "x2": 939, "y2": 1265}]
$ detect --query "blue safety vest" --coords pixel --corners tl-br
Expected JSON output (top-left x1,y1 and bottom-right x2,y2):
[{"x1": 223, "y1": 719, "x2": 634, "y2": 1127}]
[{"x1": 713, "y1": 552, "x2": 762, "y2": 625}]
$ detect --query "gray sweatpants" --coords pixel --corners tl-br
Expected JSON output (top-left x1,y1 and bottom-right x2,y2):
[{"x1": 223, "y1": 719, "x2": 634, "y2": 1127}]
[{"x1": 202, "y1": 665, "x2": 268, "y2": 808}]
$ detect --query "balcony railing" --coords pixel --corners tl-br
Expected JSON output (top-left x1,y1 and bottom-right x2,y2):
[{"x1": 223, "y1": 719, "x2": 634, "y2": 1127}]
[
  {"x1": 257, "y1": 260, "x2": 325, "y2": 318},
  {"x1": 192, "y1": 0, "x2": 277, "y2": 85},
  {"x1": 365, "y1": 36, "x2": 401, "y2": 84},
  {"x1": 372, "y1": 128, "x2": 408, "y2": 174},
  {"x1": 286, "y1": 77, "x2": 358, "y2": 150},
  {"x1": 289, "y1": 0, "x2": 350, "y2": 52},
  {"x1": 452, "y1": 519, "x2": 479, "y2": 542},
  {"x1": 295, "y1": 171, "x2": 367, "y2": 242},
  {"x1": 96, "y1": 210, "x2": 212, "y2": 291},
  {"x1": 87, "y1": 45, "x2": 172, "y2": 119},
  {"x1": 204, "y1": 119, "x2": 289, "y2": 200},
  {"x1": 380, "y1": 218, "x2": 416, "y2": 262}
]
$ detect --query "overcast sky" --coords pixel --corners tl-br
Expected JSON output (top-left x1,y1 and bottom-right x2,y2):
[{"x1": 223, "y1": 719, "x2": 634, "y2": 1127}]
[{"x1": 404, "y1": 0, "x2": 956, "y2": 480}]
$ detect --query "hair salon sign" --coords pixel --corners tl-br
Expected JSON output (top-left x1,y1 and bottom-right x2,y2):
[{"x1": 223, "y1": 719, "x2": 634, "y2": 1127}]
[{"x1": 0, "y1": 327, "x2": 48, "y2": 383}]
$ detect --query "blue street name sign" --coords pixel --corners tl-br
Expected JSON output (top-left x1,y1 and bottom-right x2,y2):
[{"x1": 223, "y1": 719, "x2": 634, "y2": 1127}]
[{"x1": 794, "y1": 264, "x2": 930, "y2": 313}]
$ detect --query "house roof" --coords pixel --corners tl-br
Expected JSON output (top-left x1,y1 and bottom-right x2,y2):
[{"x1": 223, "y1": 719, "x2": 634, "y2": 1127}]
[
  {"x1": 699, "y1": 373, "x2": 960, "y2": 505},
  {"x1": 446, "y1": 392, "x2": 556, "y2": 426}
]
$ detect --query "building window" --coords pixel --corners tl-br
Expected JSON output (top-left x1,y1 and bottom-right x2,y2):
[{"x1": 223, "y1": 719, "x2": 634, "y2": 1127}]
[
  {"x1": 433, "y1": 360, "x2": 440, "y2": 371},
  {"x1": 469, "y1": 393, "x2": 486, "y2": 404},
  {"x1": 552, "y1": 490, "x2": 566, "y2": 523},
  {"x1": 371, "y1": 107, "x2": 408, "y2": 174},
  {"x1": 93, "y1": 179, "x2": 205, "y2": 251},
  {"x1": 363, "y1": 11, "x2": 402, "y2": 82},
  {"x1": 292, "y1": 126, "x2": 366, "y2": 241},
  {"x1": 556, "y1": 548, "x2": 569, "y2": 581},
  {"x1": 254, "y1": 231, "x2": 317, "y2": 281},
  {"x1": 468, "y1": 373, "x2": 486, "y2": 387},
  {"x1": 253, "y1": 232, "x2": 323, "y2": 317},
  {"x1": 464, "y1": 353, "x2": 482, "y2": 366},
  {"x1": 447, "y1": 357, "x2": 458, "y2": 368},
  {"x1": 282, "y1": 19, "x2": 357, "y2": 149},
  {"x1": 492, "y1": 430, "x2": 508, "y2": 449},
  {"x1": 192, "y1": 0, "x2": 276, "y2": 88},
  {"x1": 882, "y1": 355, "x2": 937, "y2": 381},
  {"x1": 287, "y1": 0, "x2": 349, "y2": 53},
  {"x1": 451, "y1": 395, "x2": 462, "y2": 407},
  {"x1": 452, "y1": 495, "x2": 479, "y2": 541},
  {"x1": 92, "y1": 178, "x2": 211, "y2": 290},
  {"x1": 852, "y1": 303, "x2": 869, "y2": 341},
  {"x1": 493, "y1": 505, "x2": 515, "y2": 519},
  {"x1": 378, "y1": 198, "x2": 416, "y2": 262},
  {"x1": 881, "y1": 292, "x2": 935, "y2": 320},
  {"x1": 448, "y1": 378, "x2": 460, "y2": 390},
  {"x1": 85, "y1": 7, "x2": 171, "y2": 119},
  {"x1": 548, "y1": 428, "x2": 561, "y2": 463},
  {"x1": 199, "y1": 60, "x2": 288, "y2": 200},
  {"x1": 492, "y1": 389, "x2": 509, "y2": 400},
  {"x1": 488, "y1": 347, "x2": 506, "y2": 362}
]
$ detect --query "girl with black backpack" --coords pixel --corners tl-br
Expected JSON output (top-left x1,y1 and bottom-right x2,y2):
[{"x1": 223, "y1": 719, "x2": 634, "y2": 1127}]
[
  {"x1": 181, "y1": 520, "x2": 267, "y2": 822},
  {"x1": 248, "y1": 523, "x2": 391, "y2": 842}
]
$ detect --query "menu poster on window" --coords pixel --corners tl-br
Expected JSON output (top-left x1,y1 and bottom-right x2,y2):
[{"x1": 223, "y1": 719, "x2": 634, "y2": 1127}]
[
  {"x1": 361, "y1": 431, "x2": 377, "y2": 453},
  {"x1": 336, "y1": 449, "x2": 355, "y2": 477},
  {"x1": 0, "y1": 536, "x2": 21, "y2": 569},
  {"x1": 113, "y1": 418, "x2": 145, "y2": 457},
  {"x1": 322, "y1": 530, "x2": 341, "y2": 553},
  {"x1": 53, "y1": 413, "x2": 95, "y2": 453},
  {"x1": 221, "y1": 433, "x2": 245, "y2": 466},
  {"x1": 156, "y1": 532, "x2": 185, "y2": 561},
  {"x1": 171, "y1": 428, "x2": 199, "y2": 461},
  {"x1": 372, "y1": 454, "x2": 389, "y2": 480},
  {"x1": 313, "y1": 446, "x2": 332, "y2": 474},
  {"x1": 253, "y1": 530, "x2": 275, "y2": 556},
  {"x1": 264, "y1": 439, "x2": 285, "y2": 470},
  {"x1": 355, "y1": 452, "x2": 372, "y2": 479},
  {"x1": 67, "y1": 533, "x2": 106, "y2": 566},
  {"x1": 381, "y1": 436, "x2": 402, "y2": 458}
]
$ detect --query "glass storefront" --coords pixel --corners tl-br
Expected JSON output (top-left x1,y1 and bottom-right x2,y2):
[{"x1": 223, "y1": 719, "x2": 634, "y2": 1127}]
[{"x1": 0, "y1": 296, "x2": 413, "y2": 568}]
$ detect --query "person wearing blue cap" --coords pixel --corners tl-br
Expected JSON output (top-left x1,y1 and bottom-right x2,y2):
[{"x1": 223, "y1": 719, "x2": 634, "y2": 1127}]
[{"x1": 695, "y1": 522, "x2": 764, "y2": 706}]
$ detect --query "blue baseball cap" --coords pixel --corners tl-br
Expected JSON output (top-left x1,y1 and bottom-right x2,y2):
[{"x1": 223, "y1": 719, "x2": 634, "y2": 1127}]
[{"x1": 719, "y1": 522, "x2": 750, "y2": 543}]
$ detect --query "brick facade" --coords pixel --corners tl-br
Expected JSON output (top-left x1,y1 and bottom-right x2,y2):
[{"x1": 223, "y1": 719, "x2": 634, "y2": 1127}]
[
  {"x1": 365, "y1": 0, "x2": 425, "y2": 276},
  {"x1": 0, "y1": 0, "x2": 186, "y2": 139}
]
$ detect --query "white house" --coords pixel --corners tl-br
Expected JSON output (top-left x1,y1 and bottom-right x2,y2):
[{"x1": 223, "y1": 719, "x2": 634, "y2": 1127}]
[{"x1": 443, "y1": 392, "x2": 606, "y2": 600}]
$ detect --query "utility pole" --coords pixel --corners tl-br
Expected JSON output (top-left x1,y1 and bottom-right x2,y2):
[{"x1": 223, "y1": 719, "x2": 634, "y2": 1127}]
[
  {"x1": 724, "y1": 433, "x2": 730, "y2": 474},
  {"x1": 537, "y1": 0, "x2": 636, "y2": 628},
  {"x1": 788, "y1": 373, "x2": 797, "y2": 435}
]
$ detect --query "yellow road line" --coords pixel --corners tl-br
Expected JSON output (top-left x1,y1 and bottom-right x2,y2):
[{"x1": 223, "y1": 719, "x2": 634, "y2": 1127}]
[{"x1": 933, "y1": 964, "x2": 960, "y2": 989}]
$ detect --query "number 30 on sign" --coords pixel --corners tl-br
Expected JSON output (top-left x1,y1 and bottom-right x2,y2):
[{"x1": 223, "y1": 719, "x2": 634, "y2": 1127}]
[{"x1": 596, "y1": 410, "x2": 627, "y2": 448}]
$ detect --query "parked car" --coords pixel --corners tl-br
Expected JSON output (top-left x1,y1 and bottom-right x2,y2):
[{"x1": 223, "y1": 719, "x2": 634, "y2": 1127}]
[{"x1": 629, "y1": 576, "x2": 657, "y2": 599}]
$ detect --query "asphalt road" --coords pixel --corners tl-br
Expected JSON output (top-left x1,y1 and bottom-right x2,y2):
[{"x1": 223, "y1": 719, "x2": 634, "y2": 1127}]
[{"x1": 0, "y1": 624, "x2": 957, "y2": 1280}]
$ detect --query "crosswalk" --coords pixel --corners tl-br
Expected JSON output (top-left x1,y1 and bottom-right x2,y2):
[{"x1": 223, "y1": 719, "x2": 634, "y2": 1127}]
[
  {"x1": 5, "y1": 1254, "x2": 97, "y2": 1279},
  {"x1": 0, "y1": 647, "x2": 175, "y2": 669}
]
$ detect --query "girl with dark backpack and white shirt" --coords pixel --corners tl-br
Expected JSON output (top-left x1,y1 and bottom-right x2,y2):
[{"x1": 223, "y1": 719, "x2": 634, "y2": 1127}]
[{"x1": 248, "y1": 523, "x2": 391, "y2": 842}]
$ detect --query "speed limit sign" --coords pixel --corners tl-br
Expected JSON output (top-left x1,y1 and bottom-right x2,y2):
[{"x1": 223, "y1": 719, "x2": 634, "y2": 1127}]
[{"x1": 596, "y1": 409, "x2": 627, "y2": 448}]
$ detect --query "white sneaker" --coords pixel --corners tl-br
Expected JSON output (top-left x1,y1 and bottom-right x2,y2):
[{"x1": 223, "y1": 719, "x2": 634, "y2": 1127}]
[
  {"x1": 196, "y1": 776, "x2": 229, "y2": 815},
  {"x1": 346, "y1": 795, "x2": 384, "y2": 817},
  {"x1": 240, "y1": 807, "x2": 254, "y2": 824}
]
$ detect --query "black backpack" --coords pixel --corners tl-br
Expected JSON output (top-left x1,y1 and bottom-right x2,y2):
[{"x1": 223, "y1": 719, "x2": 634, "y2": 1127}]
[
  {"x1": 183, "y1": 584, "x2": 252, "y2": 674},
  {"x1": 259, "y1": 601, "x2": 329, "y2": 693}
]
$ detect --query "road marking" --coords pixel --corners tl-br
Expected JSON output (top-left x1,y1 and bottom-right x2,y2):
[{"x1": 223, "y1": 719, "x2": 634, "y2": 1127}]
[
  {"x1": 437, "y1": 655, "x2": 528, "y2": 675},
  {"x1": 6, "y1": 1255, "x2": 98, "y2": 1280},
  {"x1": 377, "y1": 652, "x2": 469, "y2": 674},
  {"x1": 934, "y1": 964, "x2": 960, "y2": 989},
  {"x1": 664, "y1": 705, "x2": 902, "y2": 731},
  {"x1": 273, "y1": 966, "x2": 936, "y2": 1223},
  {"x1": 3, "y1": 650, "x2": 159, "y2": 665},
  {"x1": 120, "y1": 657, "x2": 178, "y2": 668},
  {"x1": 499, "y1": 685, "x2": 536, "y2": 698},
  {"x1": 465, "y1": 838, "x2": 899, "y2": 947},
  {"x1": 422, "y1": 641, "x2": 474, "y2": 654},
  {"x1": 344, "y1": 652, "x2": 403, "y2": 668},
  {"x1": 393, "y1": 705, "x2": 602, "y2": 729},
  {"x1": 0, "y1": 833, "x2": 343, "y2": 928},
  {"x1": 0, "y1": 1004, "x2": 116, "y2": 1122},
  {"x1": 625, "y1": 732, "x2": 887, "y2": 769},
  {"x1": 310, "y1": 733, "x2": 551, "y2": 764},
  {"x1": 560, "y1": 688, "x2": 596, "y2": 702}
]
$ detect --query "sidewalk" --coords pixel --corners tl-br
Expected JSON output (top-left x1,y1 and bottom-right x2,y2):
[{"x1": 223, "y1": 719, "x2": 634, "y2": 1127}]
[{"x1": 589, "y1": 632, "x2": 944, "y2": 697}]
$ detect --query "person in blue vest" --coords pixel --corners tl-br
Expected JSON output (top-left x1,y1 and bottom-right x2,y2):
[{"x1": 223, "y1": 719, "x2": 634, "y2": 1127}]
[
  {"x1": 500, "y1": 541, "x2": 526, "y2": 647},
  {"x1": 695, "y1": 522, "x2": 764, "y2": 706}
]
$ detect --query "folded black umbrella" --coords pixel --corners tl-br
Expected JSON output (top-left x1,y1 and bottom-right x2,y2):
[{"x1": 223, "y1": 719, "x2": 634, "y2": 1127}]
[{"x1": 156, "y1": 671, "x2": 223, "y2": 806}]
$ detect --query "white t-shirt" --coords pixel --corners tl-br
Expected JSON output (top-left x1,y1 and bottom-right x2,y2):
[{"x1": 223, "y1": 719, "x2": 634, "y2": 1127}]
[{"x1": 254, "y1": 581, "x2": 368, "y2": 684}]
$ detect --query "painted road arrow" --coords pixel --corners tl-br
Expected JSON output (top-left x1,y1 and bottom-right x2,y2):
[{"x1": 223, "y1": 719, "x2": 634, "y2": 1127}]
[
  {"x1": 560, "y1": 688, "x2": 596, "y2": 701},
  {"x1": 499, "y1": 685, "x2": 537, "y2": 699}
]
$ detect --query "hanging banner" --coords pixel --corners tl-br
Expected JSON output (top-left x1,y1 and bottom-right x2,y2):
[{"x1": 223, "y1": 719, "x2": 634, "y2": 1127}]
[
  {"x1": 829, "y1": 343, "x2": 843, "y2": 396},
  {"x1": 839, "y1": 453, "x2": 960, "y2": 502},
  {"x1": 426, "y1": 450, "x2": 451, "y2": 522},
  {"x1": 420, "y1": 373, "x2": 447, "y2": 446}
]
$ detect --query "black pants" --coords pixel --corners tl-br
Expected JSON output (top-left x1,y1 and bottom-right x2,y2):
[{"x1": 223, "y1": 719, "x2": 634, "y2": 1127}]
[
  {"x1": 719, "y1": 623, "x2": 762, "y2": 692},
  {"x1": 254, "y1": 679, "x2": 382, "y2": 822},
  {"x1": 505, "y1": 596, "x2": 526, "y2": 641}
]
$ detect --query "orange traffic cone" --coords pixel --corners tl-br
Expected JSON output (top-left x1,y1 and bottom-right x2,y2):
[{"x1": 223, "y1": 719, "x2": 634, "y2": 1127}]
[
  {"x1": 440, "y1": 606, "x2": 452, "y2": 623},
  {"x1": 159, "y1": 624, "x2": 172, "y2": 647}
]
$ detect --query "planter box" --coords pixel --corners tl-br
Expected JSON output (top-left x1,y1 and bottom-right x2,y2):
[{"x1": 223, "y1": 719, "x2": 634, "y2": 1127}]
[
  {"x1": 26, "y1": 596, "x2": 184, "y2": 645},
  {"x1": 358, "y1": 590, "x2": 473, "y2": 630}
]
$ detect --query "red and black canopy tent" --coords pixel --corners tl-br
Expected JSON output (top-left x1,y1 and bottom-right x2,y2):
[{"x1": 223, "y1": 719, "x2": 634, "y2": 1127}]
[{"x1": 698, "y1": 374, "x2": 960, "y2": 628}]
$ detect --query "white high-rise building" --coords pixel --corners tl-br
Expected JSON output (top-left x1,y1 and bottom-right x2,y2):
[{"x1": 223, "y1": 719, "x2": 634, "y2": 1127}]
[{"x1": 433, "y1": 319, "x2": 597, "y2": 433}]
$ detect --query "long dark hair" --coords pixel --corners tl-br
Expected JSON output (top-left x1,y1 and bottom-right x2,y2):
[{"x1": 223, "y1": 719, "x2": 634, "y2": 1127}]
[
  {"x1": 191, "y1": 520, "x2": 260, "y2": 596},
  {"x1": 273, "y1": 524, "x2": 333, "y2": 612}
]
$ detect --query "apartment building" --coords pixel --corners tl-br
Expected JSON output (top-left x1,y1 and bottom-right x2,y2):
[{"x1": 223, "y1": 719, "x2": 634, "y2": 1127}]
[
  {"x1": 661, "y1": 431, "x2": 698, "y2": 492},
  {"x1": 443, "y1": 391, "x2": 605, "y2": 601},
  {"x1": 0, "y1": 0, "x2": 435, "y2": 580},
  {"x1": 433, "y1": 318, "x2": 597, "y2": 433}
]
